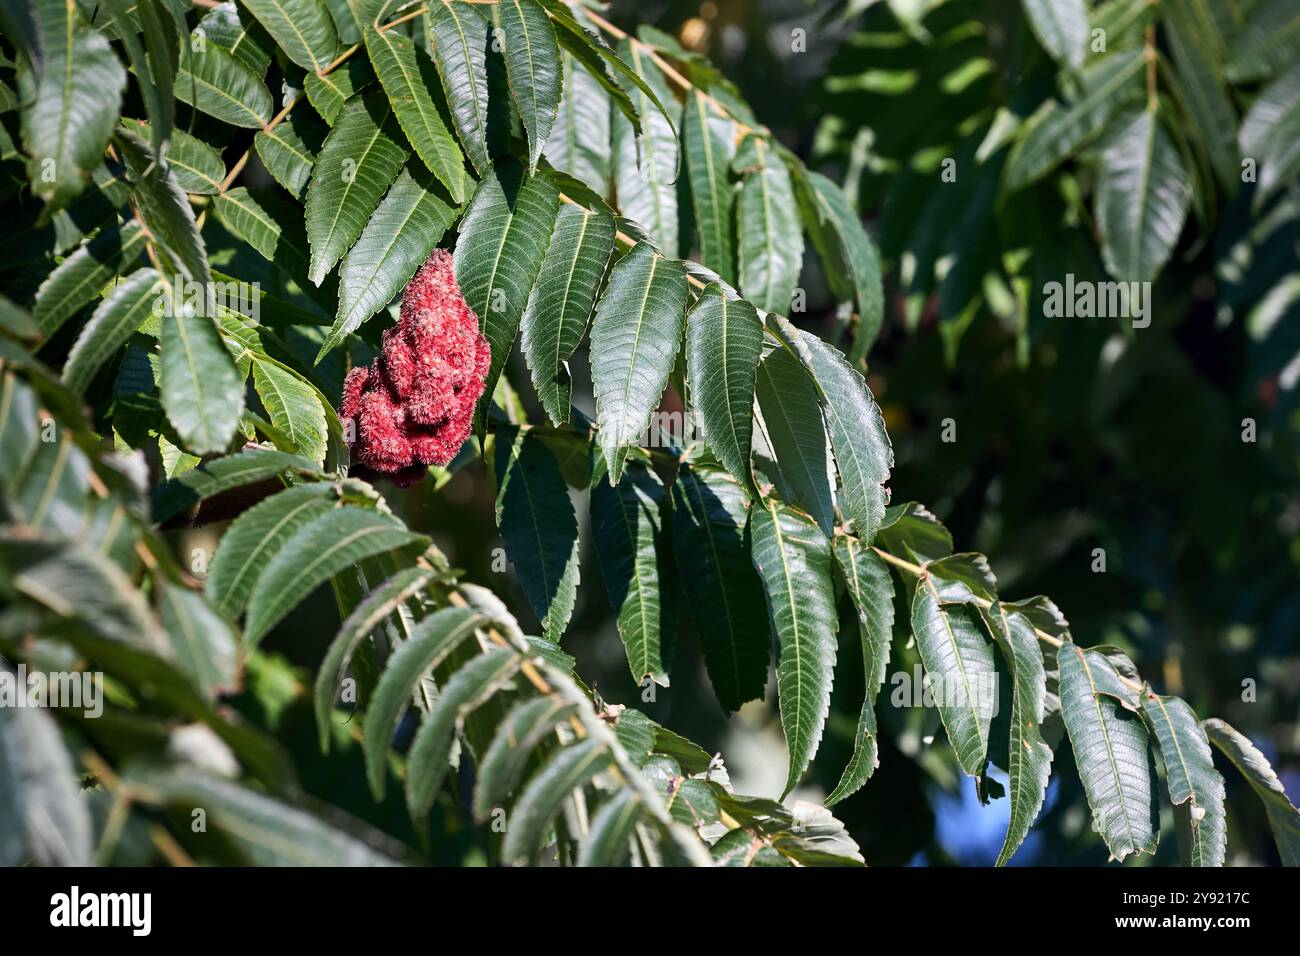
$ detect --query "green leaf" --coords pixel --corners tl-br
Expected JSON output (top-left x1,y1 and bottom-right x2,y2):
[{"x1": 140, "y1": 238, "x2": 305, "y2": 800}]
[
  {"x1": 500, "y1": 738, "x2": 612, "y2": 863},
  {"x1": 578, "y1": 791, "x2": 641, "y2": 866},
  {"x1": 1095, "y1": 107, "x2": 1192, "y2": 282},
  {"x1": 252, "y1": 357, "x2": 328, "y2": 465},
  {"x1": 749, "y1": 497, "x2": 839, "y2": 798},
  {"x1": 1203, "y1": 717, "x2": 1300, "y2": 866},
  {"x1": 910, "y1": 558, "x2": 997, "y2": 778},
  {"x1": 6, "y1": 538, "x2": 166, "y2": 653},
  {"x1": 405, "y1": 648, "x2": 524, "y2": 820},
  {"x1": 590, "y1": 242, "x2": 688, "y2": 484},
  {"x1": 117, "y1": 130, "x2": 210, "y2": 285},
  {"x1": 15, "y1": 1, "x2": 126, "y2": 210},
  {"x1": 305, "y1": 58, "x2": 374, "y2": 126},
  {"x1": 8, "y1": 437, "x2": 92, "y2": 536},
  {"x1": 537, "y1": 0, "x2": 679, "y2": 158},
  {"x1": 1021, "y1": 0, "x2": 1087, "y2": 70},
  {"x1": 1058, "y1": 641, "x2": 1158, "y2": 861},
  {"x1": 1002, "y1": 50, "x2": 1144, "y2": 191},
  {"x1": 453, "y1": 162, "x2": 560, "y2": 416},
  {"x1": 672, "y1": 462, "x2": 769, "y2": 712},
  {"x1": 1140, "y1": 692, "x2": 1226, "y2": 867},
  {"x1": 33, "y1": 222, "x2": 147, "y2": 336},
  {"x1": 754, "y1": 344, "x2": 836, "y2": 535},
  {"x1": 826, "y1": 535, "x2": 893, "y2": 805},
  {"x1": 254, "y1": 111, "x2": 327, "y2": 199},
  {"x1": 427, "y1": 0, "x2": 493, "y2": 175},
  {"x1": 244, "y1": 507, "x2": 427, "y2": 649},
  {"x1": 876, "y1": 501, "x2": 953, "y2": 565},
  {"x1": 314, "y1": 565, "x2": 434, "y2": 749},
  {"x1": 214, "y1": 187, "x2": 315, "y2": 285},
  {"x1": 159, "y1": 579, "x2": 239, "y2": 698},
  {"x1": 591, "y1": 459, "x2": 674, "y2": 687},
  {"x1": 773, "y1": 317, "x2": 893, "y2": 544},
  {"x1": 980, "y1": 602, "x2": 1053, "y2": 865},
  {"x1": 493, "y1": 427, "x2": 581, "y2": 639},
  {"x1": 612, "y1": 41, "x2": 680, "y2": 254},
  {"x1": 1227, "y1": 0, "x2": 1300, "y2": 83},
  {"x1": 685, "y1": 91, "x2": 737, "y2": 283},
  {"x1": 492, "y1": 0, "x2": 562, "y2": 173},
  {"x1": 544, "y1": 52, "x2": 612, "y2": 195},
  {"x1": 685, "y1": 284, "x2": 760, "y2": 495},
  {"x1": 205, "y1": 482, "x2": 339, "y2": 618},
  {"x1": 1164, "y1": 0, "x2": 1240, "y2": 190},
  {"x1": 118, "y1": 122, "x2": 224, "y2": 197},
  {"x1": 197, "y1": 1, "x2": 274, "y2": 74},
  {"x1": 153, "y1": 447, "x2": 323, "y2": 522},
  {"x1": 366, "y1": 23, "x2": 469, "y2": 203},
  {"x1": 322, "y1": 165, "x2": 459, "y2": 357},
  {"x1": 1239, "y1": 62, "x2": 1300, "y2": 207},
  {"x1": 792, "y1": 166, "x2": 884, "y2": 359},
  {"x1": 474, "y1": 695, "x2": 580, "y2": 819},
  {"x1": 109, "y1": 0, "x2": 177, "y2": 161},
  {"x1": 175, "y1": 37, "x2": 274, "y2": 129},
  {"x1": 520, "y1": 201, "x2": 616, "y2": 425},
  {"x1": 0, "y1": 702, "x2": 92, "y2": 866},
  {"x1": 305, "y1": 90, "x2": 411, "y2": 285},
  {"x1": 362, "y1": 606, "x2": 486, "y2": 798},
  {"x1": 241, "y1": 0, "x2": 338, "y2": 73},
  {"x1": 323, "y1": 0, "x2": 361, "y2": 44},
  {"x1": 62, "y1": 268, "x2": 163, "y2": 393},
  {"x1": 736, "y1": 136, "x2": 801, "y2": 314},
  {"x1": 159, "y1": 294, "x2": 244, "y2": 456},
  {"x1": 124, "y1": 768, "x2": 402, "y2": 865}
]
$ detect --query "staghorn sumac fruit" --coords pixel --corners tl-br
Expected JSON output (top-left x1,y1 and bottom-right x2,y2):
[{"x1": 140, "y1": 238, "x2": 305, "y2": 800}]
[{"x1": 341, "y1": 249, "x2": 490, "y2": 487}]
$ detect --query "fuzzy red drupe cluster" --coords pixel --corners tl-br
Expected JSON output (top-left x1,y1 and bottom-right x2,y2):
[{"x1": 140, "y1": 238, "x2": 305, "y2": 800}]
[{"x1": 341, "y1": 249, "x2": 490, "y2": 487}]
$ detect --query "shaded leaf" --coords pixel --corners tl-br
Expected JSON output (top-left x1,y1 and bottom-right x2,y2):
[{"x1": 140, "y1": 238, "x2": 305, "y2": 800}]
[
  {"x1": 591, "y1": 459, "x2": 673, "y2": 687},
  {"x1": 493, "y1": 427, "x2": 580, "y2": 639}
]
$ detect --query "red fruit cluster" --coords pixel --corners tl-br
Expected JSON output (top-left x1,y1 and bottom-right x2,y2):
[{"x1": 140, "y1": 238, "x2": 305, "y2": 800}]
[{"x1": 341, "y1": 249, "x2": 490, "y2": 487}]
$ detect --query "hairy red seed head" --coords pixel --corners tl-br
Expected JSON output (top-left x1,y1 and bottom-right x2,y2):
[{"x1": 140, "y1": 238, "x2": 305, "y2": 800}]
[{"x1": 341, "y1": 249, "x2": 490, "y2": 484}]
